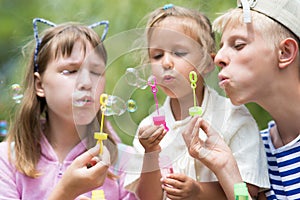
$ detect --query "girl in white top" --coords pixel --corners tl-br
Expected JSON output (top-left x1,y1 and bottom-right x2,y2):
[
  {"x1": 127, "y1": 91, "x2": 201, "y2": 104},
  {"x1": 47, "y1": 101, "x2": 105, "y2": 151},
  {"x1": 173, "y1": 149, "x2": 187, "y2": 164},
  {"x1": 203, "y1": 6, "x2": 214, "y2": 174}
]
[{"x1": 126, "y1": 4, "x2": 270, "y2": 200}]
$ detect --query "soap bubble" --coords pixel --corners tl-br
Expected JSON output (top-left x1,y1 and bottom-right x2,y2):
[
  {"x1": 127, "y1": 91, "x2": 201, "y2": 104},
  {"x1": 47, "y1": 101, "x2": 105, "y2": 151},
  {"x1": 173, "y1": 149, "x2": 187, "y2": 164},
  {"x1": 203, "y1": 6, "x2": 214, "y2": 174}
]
[
  {"x1": 104, "y1": 95, "x2": 127, "y2": 116},
  {"x1": 102, "y1": 96, "x2": 138, "y2": 116},
  {"x1": 126, "y1": 99, "x2": 137, "y2": 113},
  {"x1": 125, "y1": 64, "x2": 152, "y2": 90},
  {"x1": 11, "y1": 83, "x2": 23, "y2": 104}
]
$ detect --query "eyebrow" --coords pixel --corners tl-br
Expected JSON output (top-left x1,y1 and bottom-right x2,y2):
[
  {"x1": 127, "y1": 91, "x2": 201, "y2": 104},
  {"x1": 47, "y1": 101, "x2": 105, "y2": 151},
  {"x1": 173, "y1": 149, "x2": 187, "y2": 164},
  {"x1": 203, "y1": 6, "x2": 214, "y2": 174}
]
[{"x1": 56, "y1": 59, "x2": 82, "y2": 69}]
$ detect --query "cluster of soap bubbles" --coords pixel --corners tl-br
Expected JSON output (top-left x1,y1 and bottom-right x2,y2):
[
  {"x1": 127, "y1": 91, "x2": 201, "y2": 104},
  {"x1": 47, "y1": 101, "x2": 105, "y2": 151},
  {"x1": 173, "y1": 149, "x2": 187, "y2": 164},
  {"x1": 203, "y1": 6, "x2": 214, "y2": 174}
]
[
  {"x1": 102, "y1": 95, "x2": 137, "y2": 116},
  {"x1": 98, "y1": 65, "x2": 152, "y2": 117}
]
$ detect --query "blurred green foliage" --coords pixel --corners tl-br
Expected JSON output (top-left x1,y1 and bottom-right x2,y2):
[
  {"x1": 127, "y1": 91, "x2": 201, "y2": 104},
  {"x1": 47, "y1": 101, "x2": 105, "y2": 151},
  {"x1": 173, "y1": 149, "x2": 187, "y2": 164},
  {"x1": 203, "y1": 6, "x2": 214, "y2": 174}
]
[{"x1": 0, "y1": 0, "x2": 272, "y2": 144}]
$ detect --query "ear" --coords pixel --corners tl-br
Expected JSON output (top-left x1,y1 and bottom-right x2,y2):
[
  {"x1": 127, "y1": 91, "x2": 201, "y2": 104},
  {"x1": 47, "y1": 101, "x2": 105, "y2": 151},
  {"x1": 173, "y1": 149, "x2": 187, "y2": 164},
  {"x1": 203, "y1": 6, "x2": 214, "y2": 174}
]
[
  {"x1": 34, "y1": 72, "x2": 45, "y2": 97},
  {"x1": 278, "y1": 38, "x2": 299, "y2": 69}
]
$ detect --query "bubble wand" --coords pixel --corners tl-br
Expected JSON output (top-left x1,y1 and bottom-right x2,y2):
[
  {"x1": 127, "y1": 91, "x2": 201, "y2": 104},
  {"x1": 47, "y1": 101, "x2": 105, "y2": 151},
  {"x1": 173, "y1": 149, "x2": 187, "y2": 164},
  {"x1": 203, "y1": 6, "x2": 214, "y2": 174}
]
[
  {"x1": 94, "y1": 93, "x2": 108, "y2": 155},
  {"x1": 148, "y1": 76, "x2": 169, "y2": 131},
  {"x1": 188, "y1": 71, "x2": 202, "y2": 116}
]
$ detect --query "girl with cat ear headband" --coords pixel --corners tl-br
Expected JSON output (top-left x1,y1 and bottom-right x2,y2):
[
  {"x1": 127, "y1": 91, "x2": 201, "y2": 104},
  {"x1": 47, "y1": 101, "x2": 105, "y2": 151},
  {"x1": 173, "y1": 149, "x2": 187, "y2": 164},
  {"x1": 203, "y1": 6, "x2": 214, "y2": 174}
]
[{"x1": 0, "y1": 18, "x2": 137, "y2": 200}]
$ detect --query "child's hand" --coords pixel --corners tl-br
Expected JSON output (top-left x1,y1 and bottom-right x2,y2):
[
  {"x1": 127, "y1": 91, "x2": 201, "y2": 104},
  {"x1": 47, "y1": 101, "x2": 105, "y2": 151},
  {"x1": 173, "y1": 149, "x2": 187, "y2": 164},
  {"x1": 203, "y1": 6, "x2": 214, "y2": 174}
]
[
  {"x1": 161, "y1": 173, "x2": 200, "y2": 200},
  {"x1": 48, "y1": 145, "x2": 110, "y2": 200},
  {"x1": 138, "y1": 125, "x2": 167, "y2": 153},
  {"x1": 182, "y1": 116, "x2": 233, "y2": 172}
]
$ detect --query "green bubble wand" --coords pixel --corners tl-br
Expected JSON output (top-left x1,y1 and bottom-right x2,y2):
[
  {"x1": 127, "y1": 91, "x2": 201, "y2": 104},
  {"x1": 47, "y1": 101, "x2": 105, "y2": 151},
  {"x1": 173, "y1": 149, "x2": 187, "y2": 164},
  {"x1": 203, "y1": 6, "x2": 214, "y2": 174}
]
[{"x1": 188, "y1": 71, "x2": 202, "y2": 116}]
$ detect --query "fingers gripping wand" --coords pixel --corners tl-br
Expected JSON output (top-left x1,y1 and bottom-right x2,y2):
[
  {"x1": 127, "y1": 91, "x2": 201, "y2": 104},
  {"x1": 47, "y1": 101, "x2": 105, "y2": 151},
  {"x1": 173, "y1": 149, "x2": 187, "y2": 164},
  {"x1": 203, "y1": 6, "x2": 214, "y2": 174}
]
[
  {"x1": 188, "y1": 71, "x2": 202, "y2": 116},
  {"x1": 148, "y1": 76, "x2": 169, "y2": 131},
  {"x1": 94, "y1": 94, "x2": 108, "y2": 155}
]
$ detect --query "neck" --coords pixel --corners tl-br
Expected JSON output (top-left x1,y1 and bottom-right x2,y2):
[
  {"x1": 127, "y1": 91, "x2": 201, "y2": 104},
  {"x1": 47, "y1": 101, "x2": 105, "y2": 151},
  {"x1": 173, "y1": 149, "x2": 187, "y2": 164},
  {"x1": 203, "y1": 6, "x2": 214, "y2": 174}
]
[
  {"x1": 261, "y1": 89, "x2": 300, "y2": 148},
  {"x1": 45, "y1": 114, "x2": 85, "y2": 162}
]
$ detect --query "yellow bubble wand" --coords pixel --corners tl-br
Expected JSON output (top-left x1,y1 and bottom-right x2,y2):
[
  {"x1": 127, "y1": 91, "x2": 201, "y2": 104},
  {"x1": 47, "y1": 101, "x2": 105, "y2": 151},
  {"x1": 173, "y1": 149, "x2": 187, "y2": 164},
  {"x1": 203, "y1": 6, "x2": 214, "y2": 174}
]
[{"x1": 94, "y1": 93, "x2": 108, "y2": 155}]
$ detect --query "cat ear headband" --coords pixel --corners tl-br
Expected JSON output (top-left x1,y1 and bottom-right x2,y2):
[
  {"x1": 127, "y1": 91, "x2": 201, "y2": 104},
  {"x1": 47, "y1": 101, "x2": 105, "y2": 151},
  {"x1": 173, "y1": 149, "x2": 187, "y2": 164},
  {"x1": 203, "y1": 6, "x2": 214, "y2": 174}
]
[{"x1": 32, "y1": 18, "x2": 109, "y2": 72}]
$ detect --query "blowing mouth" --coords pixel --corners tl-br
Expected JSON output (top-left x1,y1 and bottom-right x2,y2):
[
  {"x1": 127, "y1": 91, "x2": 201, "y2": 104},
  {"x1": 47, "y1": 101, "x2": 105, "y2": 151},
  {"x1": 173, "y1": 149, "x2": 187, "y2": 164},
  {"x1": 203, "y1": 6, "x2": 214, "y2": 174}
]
[
  {"x1": 162, "y1": 74, "x2": 176, "y2": 83},
  {"x1": 218, "y1": 73, "x2": 229, "y2": 89},
  {"x1": 72, "y1": 92, "x2": 94, "y2": 107}
]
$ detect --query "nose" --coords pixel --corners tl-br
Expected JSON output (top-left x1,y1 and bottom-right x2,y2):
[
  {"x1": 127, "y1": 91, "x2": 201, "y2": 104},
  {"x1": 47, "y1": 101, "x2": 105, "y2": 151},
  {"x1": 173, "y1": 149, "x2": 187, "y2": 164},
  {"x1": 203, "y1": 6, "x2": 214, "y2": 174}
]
[
  {"x1": 162, "y1": 52, "x2": 174, "y2": 70},
  {"x1": 214, "y1": 48, "x2": 229, "y2": 69},
  {"x1": 77, "y1": 68, "x2": 92, "y2": 90}
]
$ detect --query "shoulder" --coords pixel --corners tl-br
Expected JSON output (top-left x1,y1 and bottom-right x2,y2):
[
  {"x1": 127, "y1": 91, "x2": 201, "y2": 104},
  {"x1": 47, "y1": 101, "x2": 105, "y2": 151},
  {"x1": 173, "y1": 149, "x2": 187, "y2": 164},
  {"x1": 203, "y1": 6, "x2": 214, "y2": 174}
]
[
  {"x1": 0, "y1": 141, "x2": 17, "y2": 173},
  {"x1": 0, "y1": 141, "x2": 10, "y2": 160}
]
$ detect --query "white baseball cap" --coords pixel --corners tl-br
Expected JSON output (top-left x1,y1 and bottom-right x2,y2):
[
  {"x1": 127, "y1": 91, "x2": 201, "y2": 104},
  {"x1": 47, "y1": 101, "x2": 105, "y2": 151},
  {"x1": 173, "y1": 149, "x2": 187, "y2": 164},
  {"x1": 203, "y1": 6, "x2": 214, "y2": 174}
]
[{"x1": 237, "y1": 0, "x2": 300, "y2": 38}]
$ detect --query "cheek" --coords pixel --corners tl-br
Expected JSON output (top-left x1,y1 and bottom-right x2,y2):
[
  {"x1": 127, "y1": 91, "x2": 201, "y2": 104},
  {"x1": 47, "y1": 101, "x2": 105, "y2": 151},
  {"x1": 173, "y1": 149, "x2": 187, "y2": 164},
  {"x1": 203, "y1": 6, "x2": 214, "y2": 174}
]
[
  {"x1": 95, "y1": 75, "x2": 105, "y2": 89},
  {"x1": 151, "y1": 64, "x2": 162, "y2": 75}
]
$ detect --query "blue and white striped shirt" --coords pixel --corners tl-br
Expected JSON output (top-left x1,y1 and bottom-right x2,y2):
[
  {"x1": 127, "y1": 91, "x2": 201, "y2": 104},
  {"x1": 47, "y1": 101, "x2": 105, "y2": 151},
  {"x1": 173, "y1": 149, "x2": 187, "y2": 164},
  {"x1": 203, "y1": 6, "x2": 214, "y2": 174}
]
[{"x1": 261, "y1": 121, "x2": 300, "y2": 200}]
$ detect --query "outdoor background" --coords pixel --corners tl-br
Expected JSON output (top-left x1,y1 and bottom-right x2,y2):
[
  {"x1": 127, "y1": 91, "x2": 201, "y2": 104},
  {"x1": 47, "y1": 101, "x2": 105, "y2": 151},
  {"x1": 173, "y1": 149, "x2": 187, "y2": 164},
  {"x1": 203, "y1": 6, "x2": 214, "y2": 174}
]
[{"x1": 0, "y1": 0, "x2": 272, "y2": 145}]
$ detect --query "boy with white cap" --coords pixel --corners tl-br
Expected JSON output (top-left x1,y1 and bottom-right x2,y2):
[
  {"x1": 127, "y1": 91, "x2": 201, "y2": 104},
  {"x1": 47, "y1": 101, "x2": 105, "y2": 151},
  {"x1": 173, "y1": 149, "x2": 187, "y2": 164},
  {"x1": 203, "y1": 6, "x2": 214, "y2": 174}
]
[{"x1": 183, "y1": 0, "x2": 300, "y2": 199}]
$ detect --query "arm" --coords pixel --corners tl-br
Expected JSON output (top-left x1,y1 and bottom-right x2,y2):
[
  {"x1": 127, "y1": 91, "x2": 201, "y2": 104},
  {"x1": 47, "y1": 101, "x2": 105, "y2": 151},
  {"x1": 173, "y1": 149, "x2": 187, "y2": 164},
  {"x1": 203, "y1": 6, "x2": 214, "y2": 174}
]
[
  {"x1": 182, "y1": 116, "x2": 253, "y2": 200},
  {"x1": 48, "y1": 145, "x2": 110, "y2": 200},
  {"x1": 135, "y1": 125, "x2": 166, "y2": 200}
]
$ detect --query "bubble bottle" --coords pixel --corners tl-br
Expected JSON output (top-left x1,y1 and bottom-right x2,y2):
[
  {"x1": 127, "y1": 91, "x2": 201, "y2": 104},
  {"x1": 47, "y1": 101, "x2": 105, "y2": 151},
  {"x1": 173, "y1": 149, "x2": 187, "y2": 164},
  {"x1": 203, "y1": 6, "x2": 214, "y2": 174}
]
[
  {"x1": 92, "y1": 189, "x2": 106, "y2": 200},
  {"x1": 160, "y1": 156, "x2": 173, "y2": 178},
  {"x1": 188, "y1": 71, "x2": 202, "y2": 116},
  {"x1": 234, "y1": 182, "x2": 249, "y2": 200},
  {"x1": 148, "y1": 75, "x2": 169, "y2": 131}
]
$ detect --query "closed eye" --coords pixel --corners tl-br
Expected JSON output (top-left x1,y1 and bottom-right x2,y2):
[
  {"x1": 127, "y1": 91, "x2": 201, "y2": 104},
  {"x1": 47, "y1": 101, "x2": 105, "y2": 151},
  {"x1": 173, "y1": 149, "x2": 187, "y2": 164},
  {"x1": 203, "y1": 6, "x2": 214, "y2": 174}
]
[
  {"x1": 234, "y1": 43, "x2": 246, "y2": 50},
  {"x1": 61, "y1": 69, "x2": 77, "y2": 75},
  {"x1": 90, "y1": 70, "x2": 105, "y2": 76},
  {"x1": 174, "y1": 51, "x2": 187, "y2": 57},
  {"x1": 151, "y1": 53, "x2": 163, "y2": 60}
]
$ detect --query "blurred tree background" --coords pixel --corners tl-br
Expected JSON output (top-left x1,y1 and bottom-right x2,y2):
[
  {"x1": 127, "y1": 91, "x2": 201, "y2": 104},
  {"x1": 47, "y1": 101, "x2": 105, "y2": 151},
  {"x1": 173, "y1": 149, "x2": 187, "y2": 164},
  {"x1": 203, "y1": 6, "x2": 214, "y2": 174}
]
[{"x1": 0, "y1": 0, "x2": 271, "y2": 144}]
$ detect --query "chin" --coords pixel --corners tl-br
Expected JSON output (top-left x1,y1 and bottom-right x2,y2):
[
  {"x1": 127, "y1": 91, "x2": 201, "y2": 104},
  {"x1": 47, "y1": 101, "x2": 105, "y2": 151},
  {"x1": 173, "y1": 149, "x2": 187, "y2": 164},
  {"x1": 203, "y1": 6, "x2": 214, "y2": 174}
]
[
  {"x1": 73, "y1": 113, "x2": 97, "y2": 126},
  {"x1": 229, "y1": 96, "x2": 246, "y2": 106},
  {"x1": 74, "y1": 118, "x2": 95, "y2": 126}
]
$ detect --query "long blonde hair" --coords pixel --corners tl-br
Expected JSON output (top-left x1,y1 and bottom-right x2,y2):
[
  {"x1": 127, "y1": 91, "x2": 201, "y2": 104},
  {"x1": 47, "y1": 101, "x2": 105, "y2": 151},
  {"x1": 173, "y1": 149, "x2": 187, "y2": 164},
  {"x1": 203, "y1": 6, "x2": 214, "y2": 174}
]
[{"x1": 7, "y1": 22, "x2": 117, "y2": 178}]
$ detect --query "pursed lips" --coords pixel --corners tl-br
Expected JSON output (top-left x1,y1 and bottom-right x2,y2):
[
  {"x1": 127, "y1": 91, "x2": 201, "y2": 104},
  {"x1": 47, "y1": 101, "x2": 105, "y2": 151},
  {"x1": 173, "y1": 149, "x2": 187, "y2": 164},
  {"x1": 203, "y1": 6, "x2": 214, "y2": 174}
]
[
  {"x1": 162, "y1": 74, "x2": 175, "y2": 83},
  {"x1": 72, "y1": 95, "x2": 94, "y2": 107},
  {"x1": 218, "y1": 73, "x2": 230, "y2": 89}
]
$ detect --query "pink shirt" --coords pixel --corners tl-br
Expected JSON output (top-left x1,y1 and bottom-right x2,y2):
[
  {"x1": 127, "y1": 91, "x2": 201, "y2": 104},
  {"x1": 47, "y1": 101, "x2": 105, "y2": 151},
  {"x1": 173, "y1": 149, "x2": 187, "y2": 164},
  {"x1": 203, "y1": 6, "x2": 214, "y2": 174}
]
[{"x1": 0, "y1": 134, "x2": 137, "y2": 200}]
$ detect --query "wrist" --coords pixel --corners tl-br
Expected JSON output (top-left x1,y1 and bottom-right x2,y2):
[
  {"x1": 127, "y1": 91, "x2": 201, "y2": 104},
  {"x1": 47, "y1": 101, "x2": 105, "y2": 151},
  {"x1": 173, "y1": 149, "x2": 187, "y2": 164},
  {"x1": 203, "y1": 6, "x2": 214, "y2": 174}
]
[
  {"x1": 216, "y1": 156, "x2": 242, "y2": 182},
  {"x1": 142, "y1": 151, "x2": 160, "y2": 173}
]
